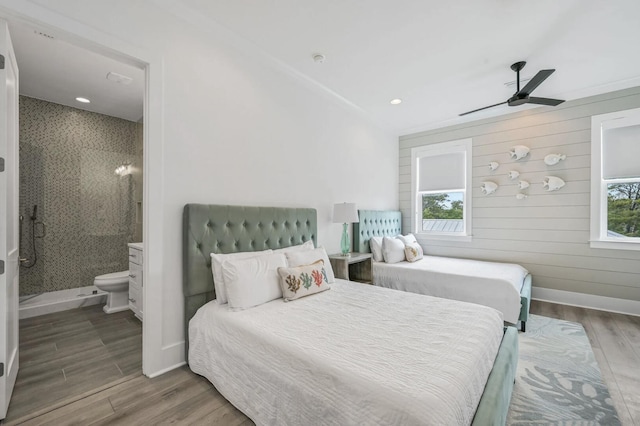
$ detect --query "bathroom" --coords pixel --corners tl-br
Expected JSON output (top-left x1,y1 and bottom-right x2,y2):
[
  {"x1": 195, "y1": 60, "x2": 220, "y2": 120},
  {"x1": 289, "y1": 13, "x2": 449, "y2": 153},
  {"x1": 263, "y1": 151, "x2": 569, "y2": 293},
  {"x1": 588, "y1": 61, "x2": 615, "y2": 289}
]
[{"x1": 13, "y1": 22, "x2": 145, "y2": 319}]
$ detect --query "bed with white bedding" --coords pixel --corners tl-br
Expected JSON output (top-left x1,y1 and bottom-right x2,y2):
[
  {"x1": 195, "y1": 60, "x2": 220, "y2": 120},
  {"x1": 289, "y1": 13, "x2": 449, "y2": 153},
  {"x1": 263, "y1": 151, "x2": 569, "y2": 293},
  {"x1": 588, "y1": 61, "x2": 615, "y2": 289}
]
[
  {"x1": 190, "y1": 279, "x2": 504, "y2": 425},
  {"x1": 354, "y1": 210, "x2": 532, "y2": 331},
  {"x1": 182, "y1": 204, "x2": 519, "y2": 426}
]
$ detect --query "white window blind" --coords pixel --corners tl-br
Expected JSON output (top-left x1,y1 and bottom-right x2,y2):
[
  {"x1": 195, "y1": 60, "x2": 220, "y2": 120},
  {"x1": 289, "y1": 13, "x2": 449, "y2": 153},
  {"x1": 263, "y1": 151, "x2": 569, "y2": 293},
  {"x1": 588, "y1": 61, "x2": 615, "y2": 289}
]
[
  {"x1": 418, "y1": 152, "x2": 466, "y2": 192},
  {"x1": 603, "y1": 124, "x2": 640, "y2": 179}
]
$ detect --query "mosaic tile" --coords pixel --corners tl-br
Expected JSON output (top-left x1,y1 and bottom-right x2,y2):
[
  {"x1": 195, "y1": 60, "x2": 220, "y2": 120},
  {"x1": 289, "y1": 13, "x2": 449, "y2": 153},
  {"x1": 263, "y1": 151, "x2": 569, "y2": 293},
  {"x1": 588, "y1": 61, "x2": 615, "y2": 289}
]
[{"x1": 19, "y1": 96, "x2": 142, "y2": 296}]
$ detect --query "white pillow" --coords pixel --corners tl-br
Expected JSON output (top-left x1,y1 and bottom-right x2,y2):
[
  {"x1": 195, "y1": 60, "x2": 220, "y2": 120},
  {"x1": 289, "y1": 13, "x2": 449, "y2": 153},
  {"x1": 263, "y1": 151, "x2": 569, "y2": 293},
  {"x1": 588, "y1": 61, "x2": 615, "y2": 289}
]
[
  {"x1": 398, "y1": 233, "x2": 417, "y2": 245},
  {"x1": 273, "y1": 240, "x2": 314, "y2": 254},
  {"x1": 382, "y1": 236, "x2": 406, "y2": 264},
  {"x1": 285, "y1": 247, "x2": 335, "y2": 283},
  {"x1": 222, "y1": 253, "x2": 287, "y2": 310},
  {"x1": 210, "y1": 249, "x2": 272, "y2": 304},
  {"x1": 404, "y1": 242, "x2": 424, "y2": 262},
  {"x1": 369, "y1": 237, "x2": 383, "y2": 262}
]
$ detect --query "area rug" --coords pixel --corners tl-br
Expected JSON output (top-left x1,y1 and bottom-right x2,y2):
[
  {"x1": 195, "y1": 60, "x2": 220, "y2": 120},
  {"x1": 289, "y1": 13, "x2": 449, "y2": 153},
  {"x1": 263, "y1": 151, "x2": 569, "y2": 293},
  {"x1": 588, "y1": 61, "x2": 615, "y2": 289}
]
[{"x1": 507, "y1": 314, "x2": 620, "y2": 425}]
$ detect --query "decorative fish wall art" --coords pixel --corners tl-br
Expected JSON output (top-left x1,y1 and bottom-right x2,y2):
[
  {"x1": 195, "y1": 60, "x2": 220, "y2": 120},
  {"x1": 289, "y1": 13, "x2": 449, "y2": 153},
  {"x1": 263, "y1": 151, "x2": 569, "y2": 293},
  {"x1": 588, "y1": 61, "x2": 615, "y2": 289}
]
[
  {"x1": 509, "y1": 145, "x2": 530, "y2": 160},
  {"x1": 518, "y1": 180, "x2": 530, "y2": 190},
  {"x1": 543, "y1": 176, "x2": 565, "y2": 191},
  {"x1": 515, "y1": 193, "x2": 528, "y2": 200},
  {"x1": 544, "y1": 153, "x2": 567, "y2": 166},
  {"x1": 481, "y1": 181, "x2": 498, "y2": 195},
  {"x1": 489, "y1": 162, "x2": 500, "y2": 171},
  {"x1": 508, "y1": 170, "x2": 520, "y2": 180}
]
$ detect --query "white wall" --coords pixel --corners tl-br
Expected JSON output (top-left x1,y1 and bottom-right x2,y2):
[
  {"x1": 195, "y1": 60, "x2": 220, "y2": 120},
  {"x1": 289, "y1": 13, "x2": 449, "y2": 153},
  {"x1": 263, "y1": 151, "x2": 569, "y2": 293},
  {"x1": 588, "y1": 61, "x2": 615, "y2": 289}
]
[
  {"x1": 400, "y1": 87, "x2": 640, "y2": 307},
  {"x1": 0, "y1": 1, "x2": 398, "y2": 375}
]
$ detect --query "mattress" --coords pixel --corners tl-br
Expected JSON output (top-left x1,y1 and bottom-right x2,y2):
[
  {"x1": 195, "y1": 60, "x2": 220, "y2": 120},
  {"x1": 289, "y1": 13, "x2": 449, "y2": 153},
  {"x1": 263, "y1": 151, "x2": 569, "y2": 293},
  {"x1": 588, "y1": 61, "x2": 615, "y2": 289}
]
[
  {"x1": 373, "y1": 255, "x2": 528, "y2": 324},
  {"x1": 189, "y1": 279, "x2": 504, "y2": 425}
]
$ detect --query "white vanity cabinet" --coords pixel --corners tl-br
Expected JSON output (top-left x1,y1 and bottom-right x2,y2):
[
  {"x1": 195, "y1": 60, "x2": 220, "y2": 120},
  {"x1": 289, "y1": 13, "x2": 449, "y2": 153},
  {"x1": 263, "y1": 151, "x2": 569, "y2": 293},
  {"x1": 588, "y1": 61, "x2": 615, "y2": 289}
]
[{"x1": 128, "y1": 243, "x2": 143, "y2": 321}]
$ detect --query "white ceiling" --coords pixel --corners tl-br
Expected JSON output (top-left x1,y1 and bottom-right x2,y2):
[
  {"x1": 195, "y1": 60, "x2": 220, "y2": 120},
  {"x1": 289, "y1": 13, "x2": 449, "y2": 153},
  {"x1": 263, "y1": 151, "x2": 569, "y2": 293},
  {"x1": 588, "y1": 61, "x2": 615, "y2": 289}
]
[
  {"x1": 7, "y1": 1, "x2": 640, "y2": 133},
  {"x1": 9, "y1": 20, "x2": 144, "y2": 122},
  {"x1": 167, "y1": 0, "x2": 640, "y2": 135}
]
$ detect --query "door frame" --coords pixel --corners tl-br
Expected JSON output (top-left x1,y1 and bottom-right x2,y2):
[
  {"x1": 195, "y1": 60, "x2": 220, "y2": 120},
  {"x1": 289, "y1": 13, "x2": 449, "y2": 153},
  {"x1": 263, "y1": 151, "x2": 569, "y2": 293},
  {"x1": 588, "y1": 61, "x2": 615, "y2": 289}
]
[
  {"x1": 0, "y1": 4, "x2": 167, "y2": 377},
  {"x1": 0, "y1": 17, "x2": 20, "y2": 420}
]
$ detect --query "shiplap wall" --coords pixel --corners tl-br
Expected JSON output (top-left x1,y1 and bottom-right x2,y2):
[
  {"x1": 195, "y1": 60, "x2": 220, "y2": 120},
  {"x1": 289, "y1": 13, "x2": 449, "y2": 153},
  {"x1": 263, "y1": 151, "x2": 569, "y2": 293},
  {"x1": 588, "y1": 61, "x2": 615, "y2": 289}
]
[{"x1": 399, "y1": 87, "x2": 640, "y2": 302}]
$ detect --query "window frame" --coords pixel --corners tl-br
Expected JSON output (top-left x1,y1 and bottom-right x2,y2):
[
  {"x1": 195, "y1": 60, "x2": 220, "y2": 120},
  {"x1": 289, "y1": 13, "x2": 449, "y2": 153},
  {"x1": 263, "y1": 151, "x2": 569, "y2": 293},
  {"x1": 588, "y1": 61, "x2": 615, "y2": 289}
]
[
  {"x1": 411, "y1": 138, "x2": 472, "y2": 241},
  {"x1": 590, "y1": 107, "x2": 640, "y2": 251}
]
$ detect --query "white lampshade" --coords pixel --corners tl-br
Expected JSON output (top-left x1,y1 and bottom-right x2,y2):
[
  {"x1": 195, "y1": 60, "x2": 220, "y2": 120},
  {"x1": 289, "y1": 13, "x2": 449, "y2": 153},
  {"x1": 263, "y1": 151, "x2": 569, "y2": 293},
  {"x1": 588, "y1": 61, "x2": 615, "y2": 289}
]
[{"x1": 333, "y1": 203, "x2": 359, "y2": 224}]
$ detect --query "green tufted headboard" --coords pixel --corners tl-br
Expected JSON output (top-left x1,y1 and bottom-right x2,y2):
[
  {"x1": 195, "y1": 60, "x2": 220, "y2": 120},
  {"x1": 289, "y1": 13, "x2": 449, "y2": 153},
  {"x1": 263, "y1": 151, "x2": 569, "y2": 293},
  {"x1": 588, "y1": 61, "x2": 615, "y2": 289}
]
[
  {"x1": 182, "y1": 204, "x2": 317, "y2": 358},
  {"x1": 353, "y1": 210, "x2": 402, "y2": 254}
]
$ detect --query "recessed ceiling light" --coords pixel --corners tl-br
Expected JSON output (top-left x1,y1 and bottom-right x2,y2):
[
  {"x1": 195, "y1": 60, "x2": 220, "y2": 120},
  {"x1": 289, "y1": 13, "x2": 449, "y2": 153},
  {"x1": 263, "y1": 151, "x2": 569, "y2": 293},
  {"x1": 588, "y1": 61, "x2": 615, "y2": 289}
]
[
  {"x1": 312, "y1": 53, "x2": 325, "y2": 63},
  {"x1": 390, "y1": 98, "x2": 402, "y2": 105},
  {"x1": 75, "y1": 97, "x2": 90, "y2": 103}
]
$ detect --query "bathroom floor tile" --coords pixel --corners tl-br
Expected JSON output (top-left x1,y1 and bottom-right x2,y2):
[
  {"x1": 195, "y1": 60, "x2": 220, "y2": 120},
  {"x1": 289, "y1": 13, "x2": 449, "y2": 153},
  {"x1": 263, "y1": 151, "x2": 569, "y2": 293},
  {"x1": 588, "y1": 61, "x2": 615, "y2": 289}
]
[{"x1": 4, "y1": 304, "x2": 141, "y2": 422}]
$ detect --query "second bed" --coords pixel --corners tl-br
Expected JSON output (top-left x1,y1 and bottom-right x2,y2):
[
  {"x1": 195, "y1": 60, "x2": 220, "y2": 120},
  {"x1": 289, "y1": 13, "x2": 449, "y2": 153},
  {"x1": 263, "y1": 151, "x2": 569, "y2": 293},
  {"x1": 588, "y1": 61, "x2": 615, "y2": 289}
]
[{"x1": 354, "y1": 210, "x2": 532, "y2": 331}]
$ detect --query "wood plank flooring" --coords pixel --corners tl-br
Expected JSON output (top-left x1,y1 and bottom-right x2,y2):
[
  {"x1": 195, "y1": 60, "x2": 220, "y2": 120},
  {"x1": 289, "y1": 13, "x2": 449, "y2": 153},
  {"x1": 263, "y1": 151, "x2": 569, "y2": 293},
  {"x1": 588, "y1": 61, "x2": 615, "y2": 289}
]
[{"x1": 2, "y1": 301, "x2": 639, "y2": 425}]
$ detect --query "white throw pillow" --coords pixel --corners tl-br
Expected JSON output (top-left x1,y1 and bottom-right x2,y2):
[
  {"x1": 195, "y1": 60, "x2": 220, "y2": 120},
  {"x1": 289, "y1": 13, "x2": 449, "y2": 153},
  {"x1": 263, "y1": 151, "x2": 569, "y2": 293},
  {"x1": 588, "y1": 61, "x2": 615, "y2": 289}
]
[
  {"x1": 369, "y1": 237, "x2": 384, "y2": 262},
  {"x1": 222, "y1": 253, "x2": 287, "y2": 310},
  {"x1": 277, "y1": 260, "x2": 331, "y2": 302},
  {"x1": 404, "y1": 242, "x2": 424, "y2": 262},
  {"x1": 382, "y1": 236, "x2": 406, "y2": 264},
  {"x1": 398, "y1": 233, "x2": 418, "y2": 245},
  {"x1": 210, "y1": 249, "x2": 272, "y2": 304},
  {"x1": 273, "y1": 240, "x2": 314, "y2": 254},
  {"x1": 285, "y1": 247, "x2": 335, "y2": 283}
]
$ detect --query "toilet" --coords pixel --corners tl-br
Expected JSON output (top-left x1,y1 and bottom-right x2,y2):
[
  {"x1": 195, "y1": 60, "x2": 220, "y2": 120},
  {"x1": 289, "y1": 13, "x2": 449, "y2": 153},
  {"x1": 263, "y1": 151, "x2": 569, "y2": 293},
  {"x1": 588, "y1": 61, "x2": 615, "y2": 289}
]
[{"x1": 94, "y1": 270, "x2": 130, "y2": 314}]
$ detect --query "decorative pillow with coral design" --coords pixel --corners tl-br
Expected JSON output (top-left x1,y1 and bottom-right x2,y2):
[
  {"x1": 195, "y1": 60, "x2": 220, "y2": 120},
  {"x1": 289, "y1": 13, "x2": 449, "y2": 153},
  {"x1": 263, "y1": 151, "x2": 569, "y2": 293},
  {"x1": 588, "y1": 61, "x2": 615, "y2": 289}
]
[
  {"x1": 404, "y1": 242, "x2": 424, "y2": 262},
  {"x1": 277, "y1": 259, "x2": 331, "y2": 302}
]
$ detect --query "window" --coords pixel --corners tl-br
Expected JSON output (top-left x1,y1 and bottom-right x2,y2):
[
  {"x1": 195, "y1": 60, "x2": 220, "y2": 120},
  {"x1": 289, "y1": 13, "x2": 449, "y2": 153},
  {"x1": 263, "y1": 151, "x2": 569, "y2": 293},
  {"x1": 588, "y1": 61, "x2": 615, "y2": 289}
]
[
  {"x1": 590, "y1": 108, "x2": 640, "y2": 251},
  {"x1": 411, "y1": 138, "x2": 472, "y2": 240}
]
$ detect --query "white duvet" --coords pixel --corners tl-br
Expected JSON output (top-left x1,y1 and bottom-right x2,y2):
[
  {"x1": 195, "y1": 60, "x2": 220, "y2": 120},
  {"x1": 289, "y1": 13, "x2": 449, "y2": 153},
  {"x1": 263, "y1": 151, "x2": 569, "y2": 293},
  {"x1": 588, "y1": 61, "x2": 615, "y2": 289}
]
[
  {"x1": 373, "y1": 255, "x2": 528, "y2": 324},
  {"x1": 189, "y1": 279, "x2": 504, "y2": 426}
]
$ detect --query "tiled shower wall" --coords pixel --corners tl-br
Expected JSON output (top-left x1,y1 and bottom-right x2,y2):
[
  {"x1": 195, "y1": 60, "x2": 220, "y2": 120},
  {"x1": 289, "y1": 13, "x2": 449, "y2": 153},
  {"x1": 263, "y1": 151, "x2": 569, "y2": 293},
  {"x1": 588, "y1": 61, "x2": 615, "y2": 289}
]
[{"x1": 19, "y1": 96, "x2": 142, "y2": 296}]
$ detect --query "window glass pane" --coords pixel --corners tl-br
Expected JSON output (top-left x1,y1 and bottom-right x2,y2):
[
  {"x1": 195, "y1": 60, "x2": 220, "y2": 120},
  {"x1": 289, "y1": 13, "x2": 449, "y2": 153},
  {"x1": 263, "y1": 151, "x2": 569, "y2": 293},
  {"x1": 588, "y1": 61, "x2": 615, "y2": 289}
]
[
  {"x1": 607, "y1": 183, "x2": 640, "y2": 238},
  {"x1": 421, "y1": 192, "x2": 464, "y2": 232}
]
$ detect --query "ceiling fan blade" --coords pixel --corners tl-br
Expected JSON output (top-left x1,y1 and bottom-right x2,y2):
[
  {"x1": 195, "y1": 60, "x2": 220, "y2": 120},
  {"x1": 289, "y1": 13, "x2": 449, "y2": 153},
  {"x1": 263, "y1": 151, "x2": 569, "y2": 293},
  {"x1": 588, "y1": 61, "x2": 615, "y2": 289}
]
[
  {"x1": 459, "y1": 101, "x2": 507, "y2": 116},
  {"x1": 526, "y1": 97, "x2": 565, "y2": 106},
  {"x1": 518, "y1": 69, "x2": 555, "y2": 95}
]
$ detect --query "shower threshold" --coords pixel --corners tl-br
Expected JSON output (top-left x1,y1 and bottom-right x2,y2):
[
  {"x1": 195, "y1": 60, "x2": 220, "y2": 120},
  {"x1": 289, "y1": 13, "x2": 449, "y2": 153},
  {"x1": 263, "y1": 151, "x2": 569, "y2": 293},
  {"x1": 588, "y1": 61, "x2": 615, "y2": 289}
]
[{"x1": 19, "y1": 286, "x2": 107, "y2": 319}]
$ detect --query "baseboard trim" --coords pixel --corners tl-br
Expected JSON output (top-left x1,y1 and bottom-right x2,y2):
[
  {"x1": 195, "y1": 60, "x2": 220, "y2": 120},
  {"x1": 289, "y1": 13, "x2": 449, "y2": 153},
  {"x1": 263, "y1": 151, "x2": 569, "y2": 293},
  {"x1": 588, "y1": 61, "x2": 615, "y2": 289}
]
[
  {"x1": 532, "y1": 287, "x2": 640, "y2": 317},
  {"x1": 146, "y1": 361, "x2": 187, "y2": 379}
]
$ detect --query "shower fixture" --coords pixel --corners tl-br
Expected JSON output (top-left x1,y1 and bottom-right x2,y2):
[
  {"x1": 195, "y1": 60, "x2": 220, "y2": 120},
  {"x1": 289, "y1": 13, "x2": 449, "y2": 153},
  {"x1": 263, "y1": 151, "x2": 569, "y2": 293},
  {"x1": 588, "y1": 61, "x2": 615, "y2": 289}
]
[{"x1": 19, "y1": 204, "x2": 45, "y2": 268}]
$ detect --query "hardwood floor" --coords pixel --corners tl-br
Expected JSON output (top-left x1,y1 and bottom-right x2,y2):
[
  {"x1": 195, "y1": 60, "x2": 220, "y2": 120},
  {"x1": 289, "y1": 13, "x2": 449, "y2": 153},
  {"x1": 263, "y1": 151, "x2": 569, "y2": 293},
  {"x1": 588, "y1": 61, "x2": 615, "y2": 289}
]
[{"x1": 2, "y1": 301, "x2": 639, "y2": 425}]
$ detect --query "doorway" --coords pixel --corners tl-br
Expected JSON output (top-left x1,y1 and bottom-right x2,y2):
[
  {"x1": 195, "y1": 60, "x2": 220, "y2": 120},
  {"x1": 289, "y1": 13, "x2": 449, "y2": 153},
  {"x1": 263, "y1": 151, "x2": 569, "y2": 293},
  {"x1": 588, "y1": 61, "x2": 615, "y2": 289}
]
[{"x1": 2, "y1": 17, "x2": 147, "y2": 422}]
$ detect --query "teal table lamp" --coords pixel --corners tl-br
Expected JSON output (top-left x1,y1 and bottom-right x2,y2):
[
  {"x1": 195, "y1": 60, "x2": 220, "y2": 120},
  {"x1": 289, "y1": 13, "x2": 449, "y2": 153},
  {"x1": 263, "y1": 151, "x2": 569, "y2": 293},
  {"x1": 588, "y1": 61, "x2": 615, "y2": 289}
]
[{"x1": 332, "y1": 203, "x2": 359, "y2": 256}]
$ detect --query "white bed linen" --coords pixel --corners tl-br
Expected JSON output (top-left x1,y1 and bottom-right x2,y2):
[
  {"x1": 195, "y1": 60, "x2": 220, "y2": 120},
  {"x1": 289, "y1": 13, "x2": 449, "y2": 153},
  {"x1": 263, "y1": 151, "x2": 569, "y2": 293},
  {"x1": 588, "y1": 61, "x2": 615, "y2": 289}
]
[
  {"x1": 189, "y1": 279, "x2": 504, "y2": 426},
  {"x1": 373, "y1": 255, "x2": 528, "y2": 324}
]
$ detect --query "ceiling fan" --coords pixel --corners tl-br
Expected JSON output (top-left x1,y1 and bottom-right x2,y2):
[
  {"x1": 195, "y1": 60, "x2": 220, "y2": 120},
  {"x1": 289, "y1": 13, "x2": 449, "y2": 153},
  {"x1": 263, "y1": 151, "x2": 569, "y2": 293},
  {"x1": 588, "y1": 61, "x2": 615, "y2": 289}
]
[{"x1": 459, "y1": 61, "x2": 565, "y2": 116}]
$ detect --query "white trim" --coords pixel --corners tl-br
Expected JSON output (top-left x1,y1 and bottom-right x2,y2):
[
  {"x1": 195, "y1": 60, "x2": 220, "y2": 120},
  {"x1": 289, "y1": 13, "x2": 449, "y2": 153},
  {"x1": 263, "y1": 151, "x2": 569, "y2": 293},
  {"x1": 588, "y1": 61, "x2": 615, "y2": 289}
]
[
  {"x1": 590, "y1": 107, "x2": 640, "y2": 250},
  {"x1": 532, "y1": 287, "x2": 640, "y2": 317},
  {"x1": 146, "y1": 361, "x2": 187, "y2": 379},
  {"x1": 410, "y1": 138, "x2": 472, "y2": 238}
]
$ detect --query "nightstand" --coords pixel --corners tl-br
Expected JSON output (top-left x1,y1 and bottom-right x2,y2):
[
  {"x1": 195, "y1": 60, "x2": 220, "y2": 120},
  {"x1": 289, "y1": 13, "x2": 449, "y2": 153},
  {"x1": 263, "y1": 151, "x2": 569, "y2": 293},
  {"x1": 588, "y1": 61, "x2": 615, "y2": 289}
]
[{"x1": 329, "y1": 253, "x2": 373, "y2": 284}]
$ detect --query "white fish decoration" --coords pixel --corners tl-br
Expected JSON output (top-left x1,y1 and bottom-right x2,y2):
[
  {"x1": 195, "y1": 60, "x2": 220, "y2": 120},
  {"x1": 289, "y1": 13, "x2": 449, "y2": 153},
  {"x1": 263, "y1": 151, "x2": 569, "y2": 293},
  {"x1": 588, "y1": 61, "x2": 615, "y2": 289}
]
[
  {"x1": 489, "y1": 161, "x2": 500, "y2": 171},
  {"x1": 544, "y1": 153, "x2": 566, "y2": 166},
  {"x1": 510, "y1": 145, "x2": 530, "y2": 160},
  {"x1": 518, "y1": 180, "x2": 530, "y2": 190},
  {"x1": 543, "y1": 176, "x2": 565, "y2": 191},
  {"x1": 481, "y1": 181, "x2": 498, "y2": 195},
  {"x1": 516, "y1": 193, "x2": 528, "y2": 200},
  {"x1": 508, "y1": 170, "x2": 520, "y2": 180}
]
